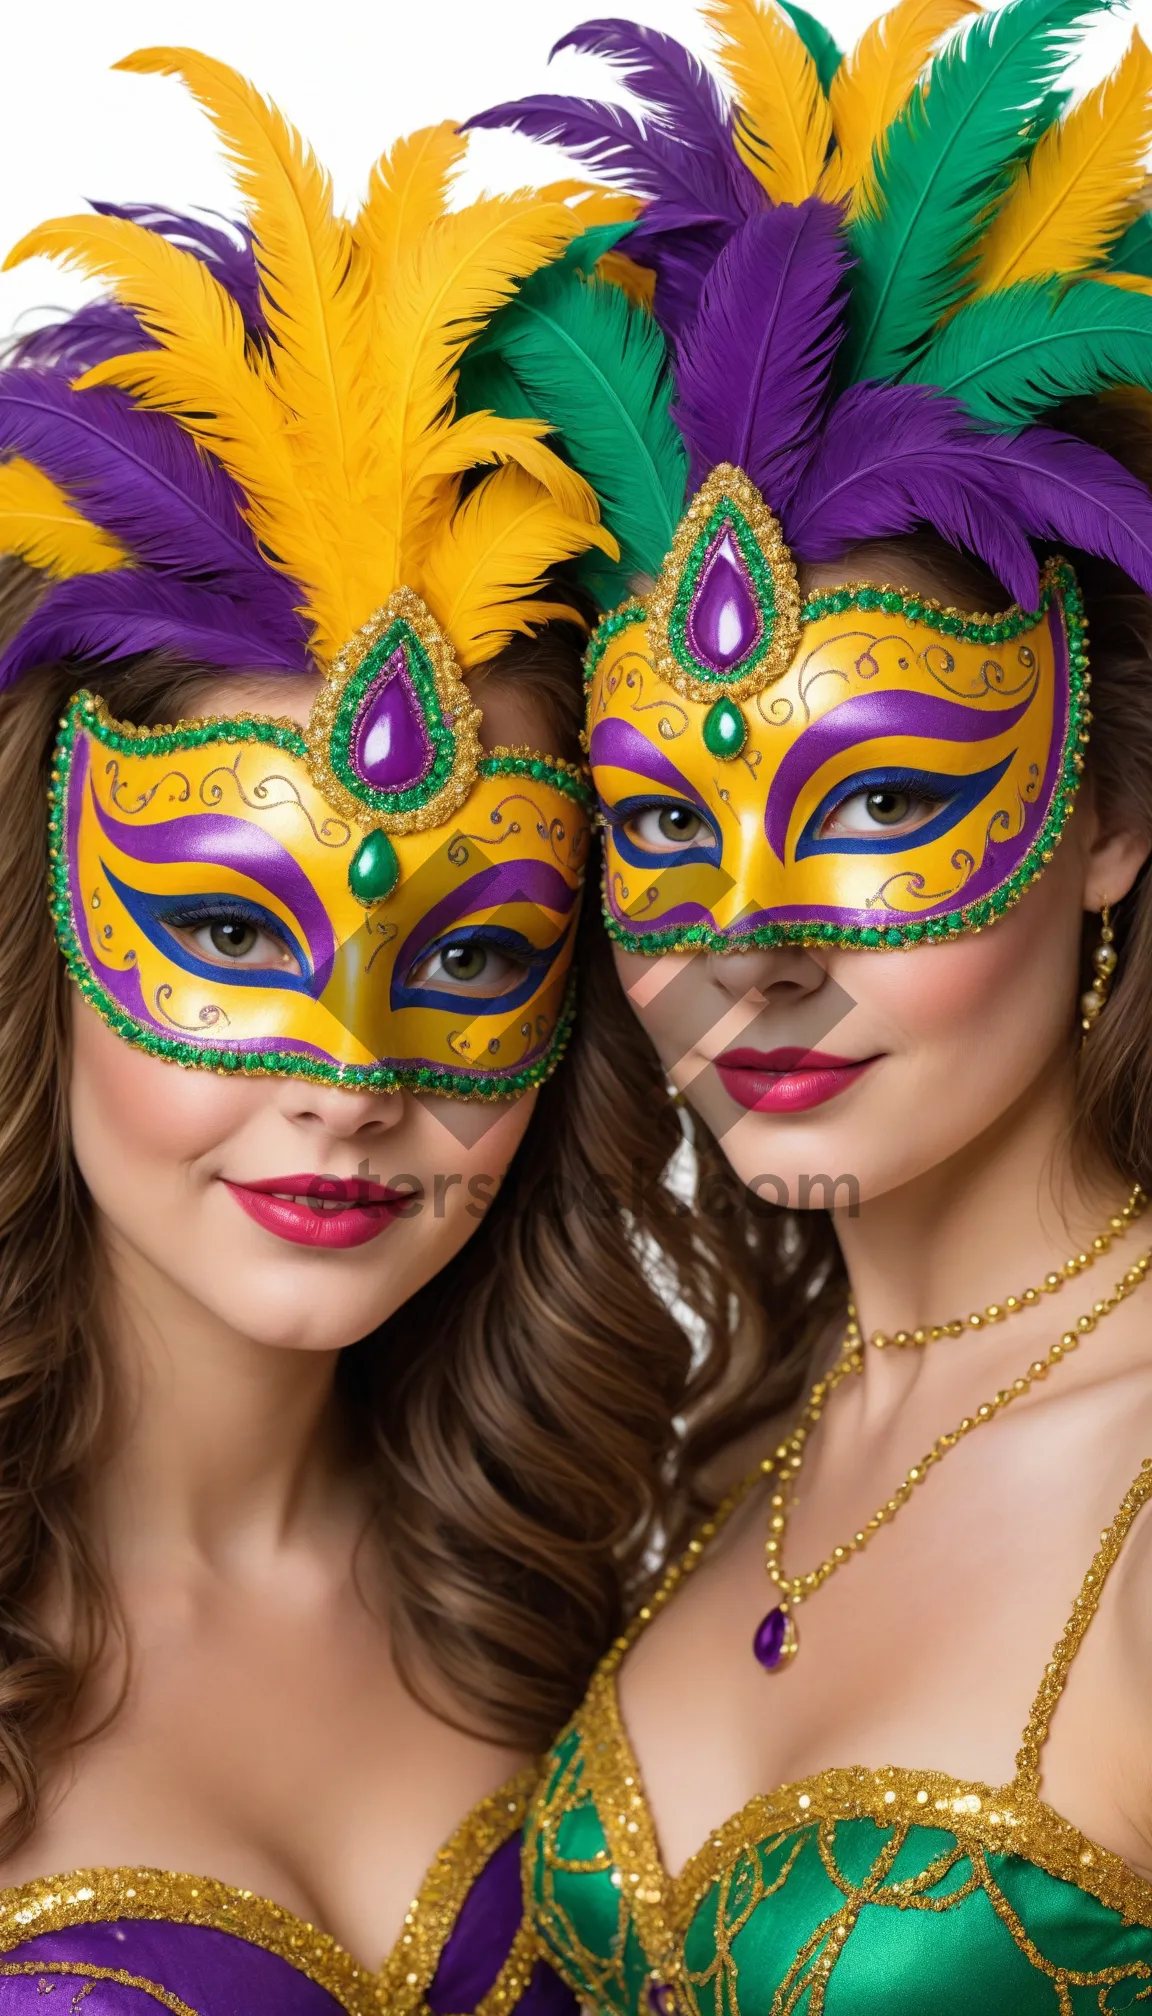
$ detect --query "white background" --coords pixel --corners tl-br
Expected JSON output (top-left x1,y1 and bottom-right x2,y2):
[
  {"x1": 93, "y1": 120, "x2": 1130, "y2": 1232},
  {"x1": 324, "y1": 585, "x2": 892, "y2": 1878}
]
[{"x1": 0, "y1": 0, "x2": 1146, "y2": 340}]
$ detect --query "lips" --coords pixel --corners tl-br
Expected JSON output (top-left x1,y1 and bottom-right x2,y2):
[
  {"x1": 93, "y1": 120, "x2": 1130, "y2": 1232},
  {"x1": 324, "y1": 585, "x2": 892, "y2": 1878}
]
[
  {"x1": 714, "y1": 1047, "x2": 878, "y2": 1115},
  {"x1": 222, "y1": 1172, "x2": 413, "y2": 1249}
]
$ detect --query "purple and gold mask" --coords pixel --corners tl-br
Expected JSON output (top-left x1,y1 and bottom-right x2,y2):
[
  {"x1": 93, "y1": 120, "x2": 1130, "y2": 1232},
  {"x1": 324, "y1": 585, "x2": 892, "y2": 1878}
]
[
  {"x1": 587, "y1": 468, "x2": 1088, "y2": 954},
  {"x1": 52, "y1": 594, "x2": 591, "y2": 1098}
]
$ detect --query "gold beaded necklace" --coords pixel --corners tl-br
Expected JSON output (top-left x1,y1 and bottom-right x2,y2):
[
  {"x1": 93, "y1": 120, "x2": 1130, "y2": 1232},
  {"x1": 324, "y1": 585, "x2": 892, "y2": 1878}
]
[
  {"x1": 753, "y1": 1233, "x2": 1152, "y2": 1674},
  {"x1": 868, "y1": 1183, "x2": 1144, "y2": 1349}
]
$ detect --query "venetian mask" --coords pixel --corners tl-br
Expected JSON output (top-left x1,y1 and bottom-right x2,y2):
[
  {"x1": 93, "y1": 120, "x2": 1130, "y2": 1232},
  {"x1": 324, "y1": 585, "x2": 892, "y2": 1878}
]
[
  {"x1": 53, "y1": 592, "x2": 590, "y2": 1098},
  {"x1": 587, "y1": 468, "x2": 1087, "y2": 954}
]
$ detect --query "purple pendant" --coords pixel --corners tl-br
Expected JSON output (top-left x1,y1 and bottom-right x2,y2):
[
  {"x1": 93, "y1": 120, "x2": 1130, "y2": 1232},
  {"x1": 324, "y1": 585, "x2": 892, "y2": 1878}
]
[
  {"x1": 351, "y1": 646, "x2": 433, "y2": 793},
  {"x1": 685, "y1": 524, "x2": 763, "y2": 675},
  {"x1": 648, "y1": 1985, "x2": 679, "y2": 2015},
  {"x1": 753, "y1": 1604, "x2": 797, "y2": 1672}
]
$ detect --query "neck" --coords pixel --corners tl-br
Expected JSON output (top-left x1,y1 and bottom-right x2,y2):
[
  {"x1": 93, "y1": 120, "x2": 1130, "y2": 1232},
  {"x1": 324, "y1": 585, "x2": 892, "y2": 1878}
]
[
  {"x1": 93, "y1": 1217, "x2": 359, "y2": 1578},
  {"x1": 835, "y1": 1061, "x2": 1128, "y2": 1351}
]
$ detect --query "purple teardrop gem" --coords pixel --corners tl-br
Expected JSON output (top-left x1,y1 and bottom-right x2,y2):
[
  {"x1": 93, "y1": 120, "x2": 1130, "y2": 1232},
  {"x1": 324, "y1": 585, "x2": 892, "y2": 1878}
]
[
  {"x1": 648, "y1": 1986, "x2": 678, "y2": 2015},
  {"x1": 753, "y1": 1605, "x2": 790, "y2": 1671},
  {"x1": 685, "y1": 524, "x2": 763, "y2": 674},
  {"x1": 351, "y1": 646, "x2": 433, "y2": 793}
]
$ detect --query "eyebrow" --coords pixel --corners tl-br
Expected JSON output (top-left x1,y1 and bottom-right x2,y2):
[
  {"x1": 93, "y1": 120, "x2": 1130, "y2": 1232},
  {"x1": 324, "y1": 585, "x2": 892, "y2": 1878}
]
[
  {"x1": 764, "y1": 686, "x2": 1037, "y2": 861},
  {"x1": 90, "y1": 784, "x2": 337, "y2": 971},
  {"x1": 588, "y1": 717, "x2": 710, "y2": 810}
]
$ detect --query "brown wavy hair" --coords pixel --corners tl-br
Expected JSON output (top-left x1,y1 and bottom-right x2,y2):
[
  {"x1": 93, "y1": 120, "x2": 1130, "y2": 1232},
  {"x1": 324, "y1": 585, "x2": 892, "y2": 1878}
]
[
  {"x1": 573, "y1": 392, "x2": 1152, "y2": 1490},
  {"x1": 0, "y1": 563, "x2": 720, "y2": 1853}
]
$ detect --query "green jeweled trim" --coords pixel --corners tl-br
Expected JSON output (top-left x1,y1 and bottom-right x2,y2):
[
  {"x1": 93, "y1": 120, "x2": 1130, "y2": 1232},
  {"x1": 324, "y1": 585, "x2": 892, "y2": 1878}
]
[
  {"x1": 479, "y1": 749, "x2": 595, "y2": 811},
  {"x1": 602, "y1": 560, "x2": 1087, "y2": 955},
  {"x1": 798, "y1": 571, "x2": 1058, "y2": 642},
  {"x1": 47, "y1": 693, "x2": 579, "y2": 1100},
  {"x1": 328, "y1": 620, "x2": 456, "y2": 819},
  {"x1": 668, "y1": 495, "x2": 778, "y2": 687},
  {"x1": 64, "y1": 690, "x2": 310, "y2": 759},
  {"x1": 583, "y1": 599, "x2": 647, "y2": 688}
]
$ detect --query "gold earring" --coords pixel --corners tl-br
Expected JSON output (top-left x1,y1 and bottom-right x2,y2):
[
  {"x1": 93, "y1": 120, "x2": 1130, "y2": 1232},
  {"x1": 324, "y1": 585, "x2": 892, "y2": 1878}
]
[{"x1": 1081, "y1": 904, "x2": 1118, "y2": 1034}]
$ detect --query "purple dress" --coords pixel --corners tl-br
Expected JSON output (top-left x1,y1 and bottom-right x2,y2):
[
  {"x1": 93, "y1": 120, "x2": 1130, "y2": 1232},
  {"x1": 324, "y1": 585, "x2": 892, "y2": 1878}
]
[{"x1": 0, "y1": 1772, "x2": 576, "y2": 2014}]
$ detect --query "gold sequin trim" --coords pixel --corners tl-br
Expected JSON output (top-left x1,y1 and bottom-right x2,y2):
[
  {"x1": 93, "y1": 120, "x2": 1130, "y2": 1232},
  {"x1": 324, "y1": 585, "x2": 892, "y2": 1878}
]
[
  {"x1": 0, "y1": 1867, "x2": 377, "y2": 2013},
  {"x1": 646, "y1": 464, "x2": 802, "y2": 704},
  {"x1": 581, "y1": 1668, "x2": 680, "y2": 1986},
  {"x1": 379, "y1": 1763, "x2": 538, "y2": 2016},
  {"x1": 0, "y1": 1958, "x2": 199, "y2": 2011}
]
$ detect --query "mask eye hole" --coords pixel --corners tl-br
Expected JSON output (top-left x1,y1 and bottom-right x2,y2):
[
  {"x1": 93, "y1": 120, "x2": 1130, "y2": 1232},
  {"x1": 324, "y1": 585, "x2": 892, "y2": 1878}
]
[
  {"x1": 820, "y1": 785, "x2": 945, "y2": 840},
  {"x1": 162, "y1": 902, "x2": 303, "y2": 975},
  {"x1": 624, "y1": 802, "x2": 709, "y2": 852},
  {"x1": 406, "y1": 934, "x2": 532, "y2": 998}
]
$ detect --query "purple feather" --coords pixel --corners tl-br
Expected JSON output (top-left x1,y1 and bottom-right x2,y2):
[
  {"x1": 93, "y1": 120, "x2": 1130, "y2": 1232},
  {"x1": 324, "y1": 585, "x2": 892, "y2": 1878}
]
[
  {"x1": 90, "y1": 202, "x2": 266, "y2": 338},
  {"x1": 675, "y1": 201, "x2": 849, "y2": 507},
  {"x1": 785, "y1": 383, "x2": 1041, "y2": 605},
  {"x1": 0, "y1": 572, "x2": 309, "y2": 689},
  {"x1": 0, "y1": 370, "x2": 306, "y2": 650},
  {"x1": 9, "y1": 302, "x2": 149, "y2": 374},
  {"x1": 967, "y1": 426, "x2": 1152, "y2": 598},
  {"x1": 552, "y1": 20, "x2": 736, "y2": 158},
  {"x1": 626, "y1": 217, "x2": 740, "y2": 341}
]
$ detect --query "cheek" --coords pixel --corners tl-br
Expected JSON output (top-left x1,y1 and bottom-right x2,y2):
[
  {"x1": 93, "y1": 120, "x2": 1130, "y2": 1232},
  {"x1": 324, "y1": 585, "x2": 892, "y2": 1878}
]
[{"x1": 69, "y1": 996, "x2": 256, "y2": 1190}]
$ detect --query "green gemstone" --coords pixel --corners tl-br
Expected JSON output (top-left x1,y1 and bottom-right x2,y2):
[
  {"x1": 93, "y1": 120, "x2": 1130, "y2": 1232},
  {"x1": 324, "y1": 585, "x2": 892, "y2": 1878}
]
[
  {"x1": 349, "y1": 829, "x2": 400, "y2": 904},
  {"x1": 702, "y1": 696, "x2": 747, "y2": 760}
]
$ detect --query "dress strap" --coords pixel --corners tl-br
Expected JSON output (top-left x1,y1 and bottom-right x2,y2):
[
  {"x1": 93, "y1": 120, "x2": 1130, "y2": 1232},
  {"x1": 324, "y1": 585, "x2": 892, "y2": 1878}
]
[{"x1": 1013, "y1": 1457, "x2": 1152, "y2": 1798}]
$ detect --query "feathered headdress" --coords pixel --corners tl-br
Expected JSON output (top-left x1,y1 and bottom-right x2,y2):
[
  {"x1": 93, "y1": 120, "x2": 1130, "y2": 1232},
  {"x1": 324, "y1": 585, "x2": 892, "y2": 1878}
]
[
  {"x1": 469, "y1": 0, "x2": 1152, "y2": 608},
  {"x1": 0, "y1": 46, "x2": 665, "y2": 693}
]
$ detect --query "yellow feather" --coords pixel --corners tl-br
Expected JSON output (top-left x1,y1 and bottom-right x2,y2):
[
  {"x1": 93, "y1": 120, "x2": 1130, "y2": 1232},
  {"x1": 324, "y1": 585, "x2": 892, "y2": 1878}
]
[
  {"x1": 355, "y1": 122, "x2": 467, "y2": 279},
  {"x1": 420, "y1": 465, "x2": 610, "y2": 669},
  {"x1": 1098, "y1": 268, "x2": 1152, "y2": 295},
  {"x1": 5, "y1": 212, "x2": 358, "y2": 650},
  {"x1": 596, "y1": 248, "x2": 657, "y2": 309},
  {"x1": 0, "y1": 459, "x2": 126, "y2": 576},
  {"x1": 975, "y1": 32, "x2": 1152, "y2": 294},
  {"x1": 705, "y1": 0, "x2": 831, "y2": 204},
  {"x1": 823, "y1": 0, "x2": 978, "y2": 203},
  {"x1": 117, "y1": 51, "x2": 371, "y2": 518},
  {"x1": 357, "y1": 192, "x2": 585, "y2": 590}
]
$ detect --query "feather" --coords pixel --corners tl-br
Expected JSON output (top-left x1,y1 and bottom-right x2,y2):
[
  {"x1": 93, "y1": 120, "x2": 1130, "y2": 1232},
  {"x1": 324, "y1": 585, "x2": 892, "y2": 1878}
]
[
  {"x1": 0, "y1": 458, "x2": 126, "y2": 576},
  {"x1": 421, "y1": 465, "x2": 610, "y2": 667},
  {"x1": 4, "y1": 211, "x2": 337, "y2": 633},
  {"x1": 10, "y1": 301, "x2": 147, "y2": 374},
  {"x1": 89, "y1": 200, "x2": 265, "y2": 333},
  {"x1": 1106, "y1": 208, "x2": 1152, "y2": 279},
  {"x1": 674, "y1": 201, "x2": 848, "y2": 509},
  {"x1": 779, "y1": 2, "x2": 843, "y2": 91},
  {"x1": 462, "y1": 256, "x2": 686, "y2": 601},
  {"x1": 970, "y1": 422, "x2": 1152, "y2": 594},
  {"x1": 785, "y1": 382, "x2": 1042, "y2": 603},
  {"x1": 0, "y1": 370, "x2": 302, "y2": 639},
  {"x1": 908, "y1": 277, "x2": 1152, "y2": 423},
  {"x1": 0, "y1": 570, "x2": 307, "y2": 689},
  {"x1": 596, "y1": 246, "x2": 658, "y2": 308},
  {"x1": 974, "y1": 32, "x2": 1152, "y2": 293},
  {"x1": 354, "y1": 122, "x2": 467, "y2": 279},
  {"x1": 705, "y1": 0, "x2": 833, "y2": 204},
  {"x1": 553, "y1": 18, "x2": 737, "y2": 155},
  {"x1": 360, "y1": 190, "x2": 587, "y2": 590},
  {"x1": 846, "y1": 0, "x2": 1107, "y2": 384},
  {"x1": 822, "y1": 0, "x2": 978, "y2": 204},
  {"x1": 116, "y1": 51, "x2": 371, "y2": 522}
]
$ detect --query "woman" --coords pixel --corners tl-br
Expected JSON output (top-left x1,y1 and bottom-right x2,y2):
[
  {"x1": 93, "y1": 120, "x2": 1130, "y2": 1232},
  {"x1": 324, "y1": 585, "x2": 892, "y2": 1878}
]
[
  {"x1": 0, "y1": 48, "x2": 702, "y2": 2016},
  {"x1": 474, "y1": 0, "x2": 1152, "y2": 2007}
]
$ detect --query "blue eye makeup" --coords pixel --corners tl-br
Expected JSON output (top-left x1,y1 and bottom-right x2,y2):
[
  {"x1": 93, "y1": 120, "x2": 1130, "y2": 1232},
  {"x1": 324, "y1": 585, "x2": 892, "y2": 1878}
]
[
  {"x1": 796, "y1": 759, "x2": 1015, "y2": 859},
  {"x1": 603, "y1": 793, "x2": 723, "y2": 870},
  {"x1": 102, "y1": 869, "x2": 312, "y2": 989},
  {"x1": 393, "y1": 922, "x2": 569, "y2": 1015}
]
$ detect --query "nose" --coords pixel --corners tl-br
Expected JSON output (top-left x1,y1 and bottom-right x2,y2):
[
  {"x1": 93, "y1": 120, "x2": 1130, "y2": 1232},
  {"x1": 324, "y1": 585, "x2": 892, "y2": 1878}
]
[
  {"x1": 278, "y1": 1078, "x2": 408, "y2": 1141},
  {"x1": 705, "y1": 944, "x2": 831, "y2": 1006}
]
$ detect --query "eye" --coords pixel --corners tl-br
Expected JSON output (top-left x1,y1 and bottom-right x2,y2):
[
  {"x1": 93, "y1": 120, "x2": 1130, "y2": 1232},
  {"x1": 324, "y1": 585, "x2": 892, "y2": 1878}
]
[
  {"x1": 625, "y1": 803, "x2": 708, "y2": 851},
  {"x1": 406, "y1": 935, "x2": 532, "y2": 997},
  {"x1": 820, "y1": 785, "x2": 945, "y2": 840},
  {"x1": 162, "y1": 905, "x2": 302, "y2": 974}
]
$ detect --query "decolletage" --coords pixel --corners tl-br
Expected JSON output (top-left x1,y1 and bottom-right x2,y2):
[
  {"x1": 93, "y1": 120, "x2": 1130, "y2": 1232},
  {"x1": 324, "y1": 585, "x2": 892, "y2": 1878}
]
[
  {"x1": 525, "y1": 1460, "x2": 1152, "y2": 2016},
  {"x1": 0, "y1": 1768, "x2": 575, "y2": 2015}
]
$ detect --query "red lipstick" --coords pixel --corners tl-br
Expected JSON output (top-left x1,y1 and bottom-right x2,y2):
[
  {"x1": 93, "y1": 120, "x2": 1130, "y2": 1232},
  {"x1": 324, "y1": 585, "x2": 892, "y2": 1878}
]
[
  {"x1": 715, "y1": 1046, "x2": 878, "y2": 1114},
  {"x1": 222, "y1": 1172, "x2": 412, "y2": 1249}
]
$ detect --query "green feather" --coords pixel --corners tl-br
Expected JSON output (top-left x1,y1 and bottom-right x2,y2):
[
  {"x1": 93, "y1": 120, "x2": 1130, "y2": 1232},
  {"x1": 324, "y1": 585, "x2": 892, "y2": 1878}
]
[
  {"x1": 846, "y1": 0, "x2": 1106, "y2": 385},
  {"x1": 779, "y1": 1, "x2": 843, "y2": 91},
  {"x1": 907, "y1": 277, "x2": 1152, "y2": 424},
  {"x1": 1107, "y1": 211, "x2": 1152, "y2": 280},
  {"x1": 455, "y1": 349, "x2": 536, "y2": 425},
  {"x1": 557, "y1": 220, "x2": 637, "y2": 275},
  {"x1": 467, "y1": 258, "x2": 688, "y2": 603}
]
